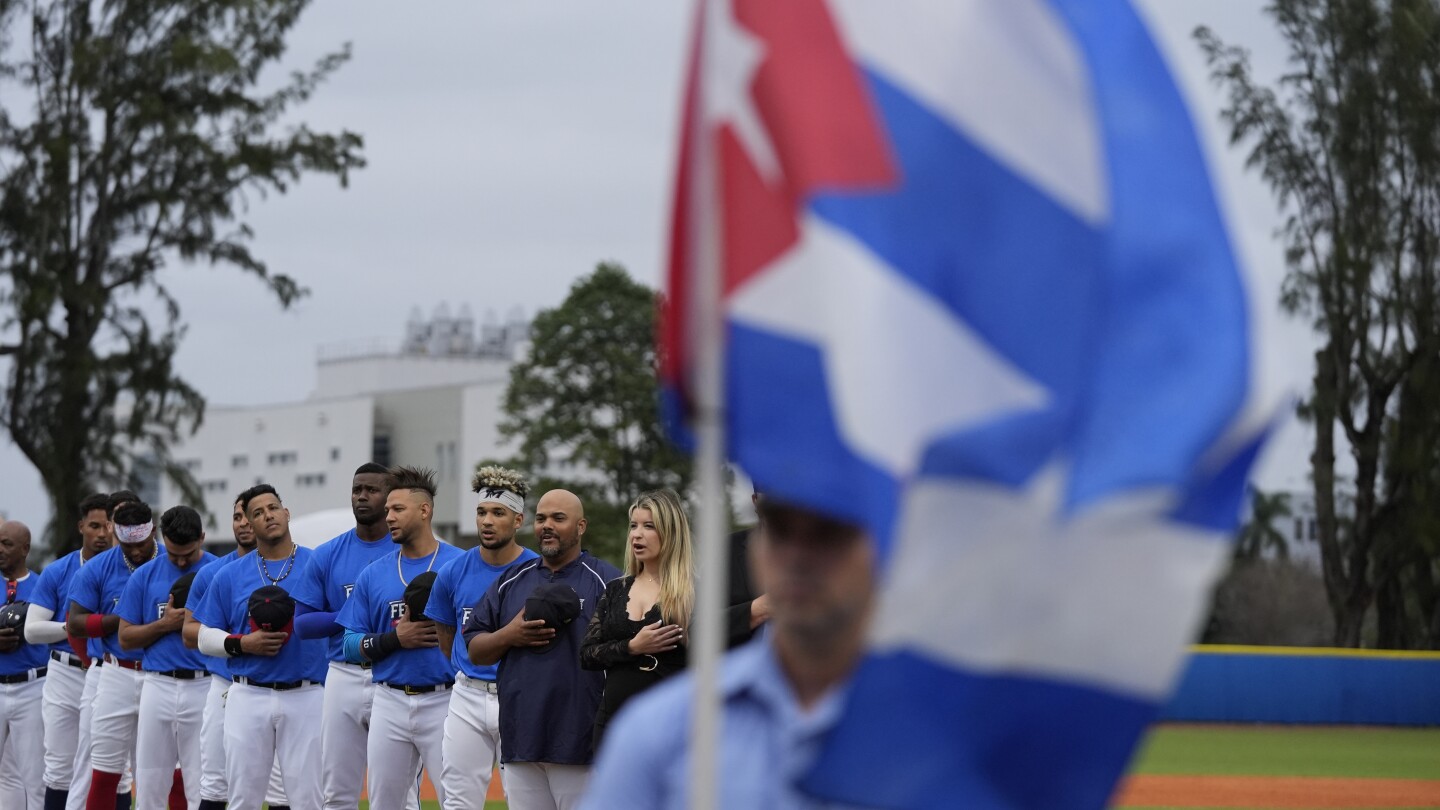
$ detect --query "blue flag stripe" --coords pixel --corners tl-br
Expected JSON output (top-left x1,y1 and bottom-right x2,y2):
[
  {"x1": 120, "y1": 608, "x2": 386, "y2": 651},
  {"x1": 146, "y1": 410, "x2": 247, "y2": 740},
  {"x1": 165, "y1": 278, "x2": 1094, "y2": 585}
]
[{"x1": 801, "y1": 651, "x2": 1156, "y2": 809}]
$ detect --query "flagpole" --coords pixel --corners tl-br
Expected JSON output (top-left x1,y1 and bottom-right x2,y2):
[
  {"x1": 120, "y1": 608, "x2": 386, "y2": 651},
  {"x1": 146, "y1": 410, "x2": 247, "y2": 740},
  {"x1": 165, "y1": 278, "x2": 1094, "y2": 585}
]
[{"x1": 687, "y1": 1, "x2": 726, "y2": 807}]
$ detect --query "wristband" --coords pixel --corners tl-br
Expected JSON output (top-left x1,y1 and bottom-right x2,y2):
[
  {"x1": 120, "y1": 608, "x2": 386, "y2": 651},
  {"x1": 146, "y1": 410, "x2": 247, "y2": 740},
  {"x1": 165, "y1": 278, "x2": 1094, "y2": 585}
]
[
  {"x1": 359, "y1": 631, "x2": 402, "y2": 662},
  {"x1": 223, "y1": 635, "x2": 245, "y2": 657},
  {"x1": 85, "y1": 613, "x2": 106, "y2": 639}
]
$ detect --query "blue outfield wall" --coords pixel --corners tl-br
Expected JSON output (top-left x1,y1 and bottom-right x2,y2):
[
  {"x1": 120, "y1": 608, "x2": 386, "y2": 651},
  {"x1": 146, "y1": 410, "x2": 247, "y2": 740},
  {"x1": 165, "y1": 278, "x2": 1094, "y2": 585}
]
[{"x1": 1160, "y1": 645, "x2": 1440, "y2": 726}]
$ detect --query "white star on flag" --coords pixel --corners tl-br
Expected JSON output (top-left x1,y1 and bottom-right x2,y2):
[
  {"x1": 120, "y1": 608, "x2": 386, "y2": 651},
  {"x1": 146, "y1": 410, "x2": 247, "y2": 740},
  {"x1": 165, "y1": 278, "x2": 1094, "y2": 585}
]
[{"x1": 702, "y1": 0, "x2": 781, "y2": 182}]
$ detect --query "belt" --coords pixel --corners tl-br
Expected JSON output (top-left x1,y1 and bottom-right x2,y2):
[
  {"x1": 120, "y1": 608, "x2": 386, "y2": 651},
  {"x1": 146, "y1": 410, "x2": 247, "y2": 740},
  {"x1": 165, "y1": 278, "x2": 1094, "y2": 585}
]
[
  {"x1": 334, "y1": 659, "x2": 372, "y2": 671},
  {"x1": 0, "y1": 667, "x2": 47, "y2": 684},
  {"x1": 459, "y1": 677, "x2": 499, "y2": 695},
  {"x1": 103, "y1": 654, "x2": 142, "y2": 671},
  {"x1": 51, "y1": 650, "x2": 87, "y2": 669},
  {"x1": 382, "y1": 681, "x2": 453, "y2": 695},
  {"x1": 232, "y1": 675, "x2": 315, "y2": 691},
  {"x1": 149, "y1": 669, "x2": 209, "y2": 680}
]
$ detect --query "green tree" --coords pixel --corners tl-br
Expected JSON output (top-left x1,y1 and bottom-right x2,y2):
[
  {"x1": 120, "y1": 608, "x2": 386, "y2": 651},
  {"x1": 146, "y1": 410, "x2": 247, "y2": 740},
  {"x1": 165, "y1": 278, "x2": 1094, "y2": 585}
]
[
  {"x1": 498, "y1": 263, "x2": 693, "y2": 564},
  {"x1": 0, "y1": 0, "x2": 363, "y2": 554},
  {"x1": 1198, "y1": 0, "x2": 1440, "y2": 647},
  {"x1": 1234, "y1": 488, "x2": 1293, "y2": 562}
]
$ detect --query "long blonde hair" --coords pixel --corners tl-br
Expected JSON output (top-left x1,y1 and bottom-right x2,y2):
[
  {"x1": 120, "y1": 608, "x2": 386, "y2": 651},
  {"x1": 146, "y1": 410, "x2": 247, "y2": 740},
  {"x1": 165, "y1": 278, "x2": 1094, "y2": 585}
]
[{"x1": 623, "y1": 489, "x2": 695, "y2": 629}]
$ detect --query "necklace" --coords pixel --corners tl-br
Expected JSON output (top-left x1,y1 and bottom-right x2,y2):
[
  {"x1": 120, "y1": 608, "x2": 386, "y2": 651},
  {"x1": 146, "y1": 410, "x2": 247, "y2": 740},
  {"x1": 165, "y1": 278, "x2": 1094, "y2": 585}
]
[
  {"x1": 256, "y1": 544, "x2": 298, "y2": 585},
  {"x1": 397, "y1": 546, "x2": 440, "y2": 586},
  {"x1": 121, "y1": 541, "x2": 158, "y2": 573}
]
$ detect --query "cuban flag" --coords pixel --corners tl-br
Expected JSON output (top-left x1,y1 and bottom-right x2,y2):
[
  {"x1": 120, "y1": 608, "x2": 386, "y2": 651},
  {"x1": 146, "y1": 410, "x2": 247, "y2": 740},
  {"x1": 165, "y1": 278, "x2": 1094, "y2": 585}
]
[{"x1": 660, "y1": 1, "x2": 1266, "y2": 808}]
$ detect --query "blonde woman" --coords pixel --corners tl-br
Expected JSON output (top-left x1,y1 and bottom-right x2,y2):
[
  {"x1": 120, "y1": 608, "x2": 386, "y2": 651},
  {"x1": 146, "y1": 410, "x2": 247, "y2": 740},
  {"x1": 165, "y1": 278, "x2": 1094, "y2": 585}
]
[{"x1": 579, "y1": 489, "x2": 694, "y2": 752}]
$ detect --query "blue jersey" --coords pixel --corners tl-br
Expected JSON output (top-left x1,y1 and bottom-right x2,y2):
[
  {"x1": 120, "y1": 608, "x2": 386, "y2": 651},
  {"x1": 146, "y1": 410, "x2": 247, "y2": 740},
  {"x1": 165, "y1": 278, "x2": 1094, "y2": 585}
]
[
  {"x1": 32, "y1": 550, "x2": 88, "y2": 654},
  {"x1": 462, "y1": 551, "x2": 622, "y2": 765},
  {"x1": 116, "y1": 552, "x2": 216, "y2": 672},
  {"x1": 68, "y1": 545, "x2": 156, "y2": 662},
  {"x1": 288, "y1": 528, "x2": 394, "y2": 663},
  {"x1": 338, "y1": 543, "x2": 465, "y2": 686},
  {"x1": 187, "y1": 550, "x2": 239, "y2": 679},
  {"x1": 2, "y1": 573, "x2": 49, "y2": 675},
  {"x1": 191, "y1": 546, "x2": 328, "y2": 684},
  {"x1": 424, "y1": 546, "x2": 538, "y2": 681}
]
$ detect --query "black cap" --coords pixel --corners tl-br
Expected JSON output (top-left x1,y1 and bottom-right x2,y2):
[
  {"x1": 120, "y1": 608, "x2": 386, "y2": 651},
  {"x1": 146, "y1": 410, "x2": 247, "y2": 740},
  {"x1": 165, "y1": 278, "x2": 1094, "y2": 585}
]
[
  {"x1": 169, "y1": 572, "x2": 198, "y2": 610},
  {"x1": 404, "y1": 571, "x2": 438, "y2": 619},
  {"x1": 0, "y1": 601, "x2": 28, "y2": 633},
  {"x1": 524, "y1": 583, "x2": 580, "y2": 654},
  {"x1": 247, "y1": 585, "x2": 295, "y2": 634}
]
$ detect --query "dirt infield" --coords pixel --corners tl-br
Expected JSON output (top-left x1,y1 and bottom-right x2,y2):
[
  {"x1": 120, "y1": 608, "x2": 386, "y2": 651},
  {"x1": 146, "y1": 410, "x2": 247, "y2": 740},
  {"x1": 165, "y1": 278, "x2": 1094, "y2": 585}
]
[{"x1": 1115, "y1": 775, "x2": 1440, "y2": 808}]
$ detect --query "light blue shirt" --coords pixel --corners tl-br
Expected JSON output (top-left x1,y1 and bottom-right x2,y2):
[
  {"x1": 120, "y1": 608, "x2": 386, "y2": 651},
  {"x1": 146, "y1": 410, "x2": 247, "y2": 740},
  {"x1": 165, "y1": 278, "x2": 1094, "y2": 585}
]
[{"x1": 580, "y1": 635, "x2": 853, "y2": 810}]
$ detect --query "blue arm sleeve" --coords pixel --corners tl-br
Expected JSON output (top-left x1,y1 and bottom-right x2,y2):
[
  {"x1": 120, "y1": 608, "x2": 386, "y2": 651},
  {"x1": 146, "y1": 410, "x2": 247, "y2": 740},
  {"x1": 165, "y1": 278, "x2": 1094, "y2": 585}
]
[
  {"x1": 294, "y1": 603, "x2": 342, "y2": 640},
  {"x1": 341, "y1": 629, "x2": 366, "y2": 663}
]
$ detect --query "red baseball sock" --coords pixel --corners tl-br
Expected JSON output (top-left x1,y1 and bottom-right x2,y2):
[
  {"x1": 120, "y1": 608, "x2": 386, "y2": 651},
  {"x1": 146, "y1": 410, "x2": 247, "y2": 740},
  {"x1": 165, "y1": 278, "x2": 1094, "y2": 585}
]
[
  {"x1": 167, "y1": 769, "x2": 186, "y2": 810},
  {"x1": 84, "y1": 770, "x2": 122, "y2": 810}
]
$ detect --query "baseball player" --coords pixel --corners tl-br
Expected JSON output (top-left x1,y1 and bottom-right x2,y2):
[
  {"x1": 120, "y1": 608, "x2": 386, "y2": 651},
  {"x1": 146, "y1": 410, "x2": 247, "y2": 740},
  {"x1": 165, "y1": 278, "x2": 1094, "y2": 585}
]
[
  {"x1": 464, "y1": 489, "x2": 621, "y2": 810},
  {"x1": 290, "y1": 462, "x2": 400, "y2": 810},
  {"x1": 424, "y1": 465, "x2": 538, "y2": 809},
  {"x1": 182, "y1": 495, "x2": 290, "y2": 810},
  {"x1": 192, "y1": 484, "x2": 328, "y2": 809},
  {"x1": 69, "y1": 500, "x2": 160, "y2": 810},
  {"x1": 338, "y1": 465, "x2": 463, "y2": 807},
  {"x1": 23, "y1": 493, "x2": 115, "y2": 810},
  {"x1": 0, "y1": 519, "x2": 48, "y2": 810},
  {"x1": 116, "y1": 505, "x2": 216, "y2": 810}
]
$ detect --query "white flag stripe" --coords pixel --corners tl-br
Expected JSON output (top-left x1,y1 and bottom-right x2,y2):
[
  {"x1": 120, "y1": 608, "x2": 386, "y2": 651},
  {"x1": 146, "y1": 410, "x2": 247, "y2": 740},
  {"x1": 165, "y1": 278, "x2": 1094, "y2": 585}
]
[
  {"x1": 728, "y1": 215, "x2": 1049, "y2": 478},
  {"x1": 829, "y1": 0, "x2": 1109, "y2": 226},
  {"x1": 871, "y1": 473, "x2": 1230, "y2": 698}
]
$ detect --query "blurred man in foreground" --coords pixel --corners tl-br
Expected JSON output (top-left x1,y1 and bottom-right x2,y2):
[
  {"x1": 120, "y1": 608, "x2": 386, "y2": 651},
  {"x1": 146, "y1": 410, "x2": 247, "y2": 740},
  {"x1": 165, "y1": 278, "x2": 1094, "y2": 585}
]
[{"x1": 581, "y1": 499, "x2": 875, "y2": 809}]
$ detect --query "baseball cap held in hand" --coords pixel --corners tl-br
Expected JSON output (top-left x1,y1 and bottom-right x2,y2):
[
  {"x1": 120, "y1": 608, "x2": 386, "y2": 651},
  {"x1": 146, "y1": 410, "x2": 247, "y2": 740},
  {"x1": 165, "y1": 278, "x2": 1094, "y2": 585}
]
[
  {"x1": 169, "y1": 572, "x2": 197, "y2": 611},
  {"x1": 403, "y1": 571, "x2": 438, "y2": 620},
  {"x1": 248, "y1": 585, "x2": 295, "y2": 637},
  {"x1": 524, "y1": 582, "x2": 580, "y2": 654}
]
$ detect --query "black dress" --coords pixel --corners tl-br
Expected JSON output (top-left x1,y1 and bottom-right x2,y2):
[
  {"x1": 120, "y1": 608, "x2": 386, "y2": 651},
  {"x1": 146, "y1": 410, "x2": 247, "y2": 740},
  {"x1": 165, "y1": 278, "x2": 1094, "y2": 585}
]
[{"x1": 579, "y1": 576, "x2": 688, "y2": 752}]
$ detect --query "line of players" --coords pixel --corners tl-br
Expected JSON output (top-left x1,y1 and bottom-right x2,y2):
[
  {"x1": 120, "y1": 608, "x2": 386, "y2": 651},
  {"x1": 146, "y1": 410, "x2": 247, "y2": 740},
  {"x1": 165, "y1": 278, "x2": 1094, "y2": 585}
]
[{"x1": 0, "y1": 459, "x2": 631, "y2": 810}]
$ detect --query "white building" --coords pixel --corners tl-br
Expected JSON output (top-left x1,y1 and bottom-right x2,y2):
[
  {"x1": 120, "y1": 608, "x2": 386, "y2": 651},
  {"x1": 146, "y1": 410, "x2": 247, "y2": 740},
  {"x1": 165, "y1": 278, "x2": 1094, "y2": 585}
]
[{"x1": 156, "y1": 307, "x2": 530, "y2": 545}]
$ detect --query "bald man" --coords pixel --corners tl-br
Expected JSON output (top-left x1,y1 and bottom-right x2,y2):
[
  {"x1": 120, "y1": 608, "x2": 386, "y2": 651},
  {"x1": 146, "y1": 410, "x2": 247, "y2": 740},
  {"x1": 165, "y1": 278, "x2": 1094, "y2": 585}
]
[
  {"x1": 462, "y1": 490, "x2": 621, "y2": 810},
  {"x1": 0, "y1": 520, "x2": 48, "y2": 809}
]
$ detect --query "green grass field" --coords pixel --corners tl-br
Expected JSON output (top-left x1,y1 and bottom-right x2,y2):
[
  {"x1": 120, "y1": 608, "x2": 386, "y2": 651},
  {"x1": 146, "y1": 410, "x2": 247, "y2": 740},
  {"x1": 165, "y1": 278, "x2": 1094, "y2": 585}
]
[
  {"x1": 1128, "y1": 724, "x2": 1440, "y2": 780},
  {"x1": 1123, "y1": 724, "x2": 1440, "y2": 810},
  {"x1": 352, "y1": 724, "x2": 1440, "y2": 810}
]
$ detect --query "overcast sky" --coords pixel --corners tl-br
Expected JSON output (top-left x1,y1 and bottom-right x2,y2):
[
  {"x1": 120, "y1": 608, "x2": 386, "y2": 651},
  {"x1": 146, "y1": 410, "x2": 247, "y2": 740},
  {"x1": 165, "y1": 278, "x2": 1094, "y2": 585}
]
[{"x1": 1, "y1": 1, "x2": 1317, "y2": 535}]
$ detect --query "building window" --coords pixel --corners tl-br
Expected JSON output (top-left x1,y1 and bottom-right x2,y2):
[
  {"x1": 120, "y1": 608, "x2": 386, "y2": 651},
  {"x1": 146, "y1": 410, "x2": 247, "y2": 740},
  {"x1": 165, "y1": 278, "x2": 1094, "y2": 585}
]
[
  {"x1": 267, "y1": 451, "x2": 298, "y2": 466},
  {"x1": 179, "y1": 459, "x2": 202, "y2": 473},
  {"x1": 1294, "y1": 518, "x2": 1303, "y2": 541},
  {"x1": 231, "y1": 455, "x2": 248, "y2": 469},
  {"x1": 297, "y1": 473, "x2": 327, "y2": 488},
  {"x1": 373, "y1": 435, "x2": 392, "y2": 468},
  {"x1": 202, "y1": 479, "x2": 229, "y2": 494},
  {"x1": 330, "y1": 447, "x2": 341, "y2": 462}
]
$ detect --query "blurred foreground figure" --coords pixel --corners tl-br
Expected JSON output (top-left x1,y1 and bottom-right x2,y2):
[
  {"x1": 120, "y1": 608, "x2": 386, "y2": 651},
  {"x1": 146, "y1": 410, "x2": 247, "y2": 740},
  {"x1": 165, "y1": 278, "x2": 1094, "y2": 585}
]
[{"x1": 581, "y1": 500, "x2": 874, "y2": 809}]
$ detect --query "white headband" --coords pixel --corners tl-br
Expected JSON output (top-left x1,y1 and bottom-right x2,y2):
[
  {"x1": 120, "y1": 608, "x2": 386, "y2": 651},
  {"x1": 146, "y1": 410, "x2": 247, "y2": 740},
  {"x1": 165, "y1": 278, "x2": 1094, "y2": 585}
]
[
  {"x1": 477, "y1": 487, "x2": 524, "y2": 514},
  {"x1": 115, "y1": 522, "x2": 154, "y2": 545}
]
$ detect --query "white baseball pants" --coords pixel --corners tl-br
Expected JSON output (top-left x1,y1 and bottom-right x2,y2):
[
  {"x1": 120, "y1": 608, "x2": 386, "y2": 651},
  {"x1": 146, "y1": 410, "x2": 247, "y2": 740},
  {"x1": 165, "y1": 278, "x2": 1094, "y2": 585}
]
[
  {"x1": 367, "y1": 685, "x2": 449, "y2": 809},
  {"x1": 201, "y1": 676, "x2": 289, "y2": 806},
  {"x1": 67, "y1": 664, "x2": 136, "y2": 810},
  {"x1": 223, "y1": 681, "x2": 322, "y2": 810},
  {"x1": 320, "y1": 661, "x2": 373, "y2": 810},
  {"x1": 0, "y1": 675, "x2": 46, "y2": 809},
  {"x1": 89, "y1": 662, "x2": 144, "y2": 774},
  {"x1": 42, "y1": 654, "x2": 85, "y2": 790},
  {"x1": 500, "y1": 763, "x2": 589, "y2": 810},
  {"x1": 441, "y1": 674, "x2": 502, "y2": 810},
  {"x1": 135, "y1": 673, "x2": 208, "y2": 809}
]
